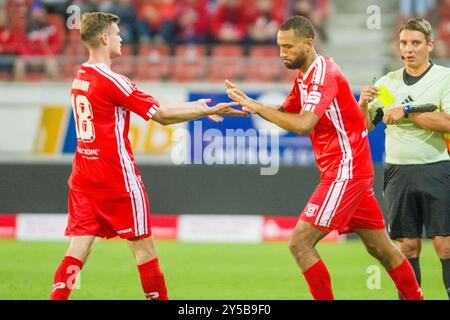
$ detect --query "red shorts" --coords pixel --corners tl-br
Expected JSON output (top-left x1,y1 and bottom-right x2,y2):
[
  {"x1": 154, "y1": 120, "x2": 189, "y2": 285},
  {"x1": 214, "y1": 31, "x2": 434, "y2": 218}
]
[
  {"x1": 66, "y1": 186, "x2": 152, "y2": 240},
  {"x1": 299, "y1": 178, "x2": 385, "y2": 234}
]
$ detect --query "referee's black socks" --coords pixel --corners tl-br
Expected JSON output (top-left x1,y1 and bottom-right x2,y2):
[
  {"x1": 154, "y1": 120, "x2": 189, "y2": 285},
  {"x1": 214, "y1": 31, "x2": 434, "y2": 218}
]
[{"x1": 440, "y1": 259, "x2": 450, "y2": 299}]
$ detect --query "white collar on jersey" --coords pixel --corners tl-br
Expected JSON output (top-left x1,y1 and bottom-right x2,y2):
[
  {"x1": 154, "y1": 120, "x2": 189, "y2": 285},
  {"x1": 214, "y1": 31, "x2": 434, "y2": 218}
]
[
  {"x1": 302, "y1": 54, "x2": 322, "y2": 81},
  {"x1": 82, "y1": 62, "x2": 109, "y2": 69}
]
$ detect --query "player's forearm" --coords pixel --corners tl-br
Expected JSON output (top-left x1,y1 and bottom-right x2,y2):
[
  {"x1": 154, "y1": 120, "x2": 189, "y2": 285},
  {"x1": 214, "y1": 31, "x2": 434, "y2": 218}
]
[
  {"x1": 154, "y1": 105, "x2": 206, "y2": 125},
  {"x1": 409, "y1": 112, "x2": 450, "y2": 133},
  {"x1": 361, "y1": 105, "x2": 375, "y2": 132},
  {"x1": 256, "y1": 105, "x2": 312, "y2": 136}
]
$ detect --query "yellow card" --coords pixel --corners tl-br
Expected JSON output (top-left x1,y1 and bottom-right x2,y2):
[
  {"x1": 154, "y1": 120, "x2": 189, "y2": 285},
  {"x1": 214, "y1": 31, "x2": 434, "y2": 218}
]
[{"x1": 376, "y1": 85, "x2": 396, "y2": 107}]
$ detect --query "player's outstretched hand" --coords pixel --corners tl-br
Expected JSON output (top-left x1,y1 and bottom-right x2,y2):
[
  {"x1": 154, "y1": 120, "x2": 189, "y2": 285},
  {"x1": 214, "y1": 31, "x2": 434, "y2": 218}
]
[
  {"x1": 358, "y1": 85, "x2": 379, "y2": 107},
  {"x1": 225, "y1": 79, "x2": 260, "y2": 114},
  {"x1": 194, "y1": 98, "x2": 247, "y2": 123},
  {"x1": 212, "y1": 102, "x2": 249, "y2": 117}
]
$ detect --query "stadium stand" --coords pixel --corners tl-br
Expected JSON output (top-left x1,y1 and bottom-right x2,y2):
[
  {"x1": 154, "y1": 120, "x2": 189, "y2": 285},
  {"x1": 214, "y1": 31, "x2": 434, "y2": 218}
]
[
  {"x1": 172, "y1": 44, "x2": 207, "y2": 82},
  {"x1": 135, "y1": 43, "x2": 171, "y2": 81},
  {"x1": 247, "y1": 45, "x2": 281, "y2": 82},
  {"x1": 1, "y1": 0, "x2": 449, "y2": 83},
  {"x1": 208, "y1": 44, "x2": 245, "y2": 82}
]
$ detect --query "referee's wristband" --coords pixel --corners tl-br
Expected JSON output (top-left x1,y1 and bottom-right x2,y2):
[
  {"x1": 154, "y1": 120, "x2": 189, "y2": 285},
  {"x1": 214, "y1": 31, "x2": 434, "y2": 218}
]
[{"x1": 403, "y1": 105, "x2": 412, "y2": 118}]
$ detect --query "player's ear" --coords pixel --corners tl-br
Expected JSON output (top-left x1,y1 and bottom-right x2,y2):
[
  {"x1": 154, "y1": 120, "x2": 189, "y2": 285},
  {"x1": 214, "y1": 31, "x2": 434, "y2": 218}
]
[
  {"x1": 305, "y1": 38, "x2": 314, "y2": 51},
  {"x1": 427, "y1": 39, "x2": 434, "y2": 53},
  {"x1": 99, "y1": 32, "x2": 108, "y2": 46}
]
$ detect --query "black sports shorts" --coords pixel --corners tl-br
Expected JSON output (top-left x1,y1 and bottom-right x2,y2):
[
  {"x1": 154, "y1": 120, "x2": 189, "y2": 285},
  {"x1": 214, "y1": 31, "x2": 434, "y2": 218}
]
[{"x1": 383, "y1": 160, "x2": 450, "y2": 239}]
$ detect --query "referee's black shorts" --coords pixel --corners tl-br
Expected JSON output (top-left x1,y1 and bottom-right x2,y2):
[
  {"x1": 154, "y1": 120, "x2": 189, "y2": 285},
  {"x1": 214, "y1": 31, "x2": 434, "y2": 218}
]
[{"x1": 383, "y1": 160, "x2": 450, "y2": 239}]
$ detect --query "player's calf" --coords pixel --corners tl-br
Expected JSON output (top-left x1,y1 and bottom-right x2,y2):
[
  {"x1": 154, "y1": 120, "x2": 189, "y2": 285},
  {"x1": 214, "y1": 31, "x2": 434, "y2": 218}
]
[
  {"x1": 66, "y1": 235, "x2": 96, "y2": 263},
  {"x1": 128, "y1": 236, "x2": 168, "y2": 300}
]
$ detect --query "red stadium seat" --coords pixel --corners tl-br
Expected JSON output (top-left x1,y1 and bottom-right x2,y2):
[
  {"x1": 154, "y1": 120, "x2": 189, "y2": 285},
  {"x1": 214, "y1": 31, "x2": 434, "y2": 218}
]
[
  {"x1": 172, "y1": 45, "x2": 207, "y2": 82},
  {"x1": 23, "y1": 72, "x2": 45, "y2": 82},
  {"x1": 135, "y1": 45, "x2": 171, "y2": 81},
  {"x1": 208, "y1": 45, "x2": 245, "y2": 82},
  {"x1": 246, "y1": 46, "x2": 282, "y2": 82}
]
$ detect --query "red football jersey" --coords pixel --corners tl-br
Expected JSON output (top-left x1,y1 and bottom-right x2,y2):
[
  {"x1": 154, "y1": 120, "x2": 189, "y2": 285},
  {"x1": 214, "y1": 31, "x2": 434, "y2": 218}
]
[
  {"x1": 283, "y1": 56, "x2": 373, "y2": 180},
  {"x1": 68, "y1": 63, "x2": 160, "y2": 193}
]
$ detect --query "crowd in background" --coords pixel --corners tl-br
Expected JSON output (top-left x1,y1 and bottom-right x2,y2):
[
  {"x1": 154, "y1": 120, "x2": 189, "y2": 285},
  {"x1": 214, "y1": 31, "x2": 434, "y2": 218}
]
[
  {"x1": 0, "y1": 0, "x2": 329, "y2": 80},
  {"x1": 0, "y1": 0, "x2": 449, "y2": 81}
]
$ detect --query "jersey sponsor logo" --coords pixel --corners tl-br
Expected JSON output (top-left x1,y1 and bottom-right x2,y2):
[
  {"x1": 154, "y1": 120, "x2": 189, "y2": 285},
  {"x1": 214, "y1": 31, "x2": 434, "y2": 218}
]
[
  {"x1": 304, "y1": 203, "x2": 320, "y2": 217},
  {"x1": 52, "y1": 282, "x2": 66, "y2": 293},
  {"x1": 117, "y1": 228, "x2": 132, "y2": 235},
  {"x1": 76, "y1": 147, "x2": 100, "y2": 156}
]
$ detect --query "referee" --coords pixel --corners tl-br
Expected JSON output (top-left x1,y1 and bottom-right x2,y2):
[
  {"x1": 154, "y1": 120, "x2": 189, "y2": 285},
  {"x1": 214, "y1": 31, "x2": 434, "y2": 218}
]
[{"x1": 359, "y1": 17, "x2": 450, "y2": 299}]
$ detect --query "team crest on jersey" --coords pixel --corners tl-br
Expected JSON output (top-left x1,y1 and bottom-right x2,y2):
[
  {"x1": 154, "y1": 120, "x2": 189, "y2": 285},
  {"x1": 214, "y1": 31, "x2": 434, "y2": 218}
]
[{"x1": 304, "y1": 203, "x2": 320, "y2": 217}]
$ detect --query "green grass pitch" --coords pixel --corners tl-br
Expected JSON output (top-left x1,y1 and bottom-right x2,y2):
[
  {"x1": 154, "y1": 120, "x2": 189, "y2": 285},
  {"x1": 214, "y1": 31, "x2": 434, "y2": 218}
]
[{"x1": 0, "y1": 239, "x2": 445, "y2": 300}]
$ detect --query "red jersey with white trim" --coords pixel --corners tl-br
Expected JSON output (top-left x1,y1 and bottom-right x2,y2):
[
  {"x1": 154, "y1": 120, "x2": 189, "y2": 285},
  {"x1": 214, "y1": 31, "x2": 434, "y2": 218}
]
[
  {"x1": 68, "y1": 63, "x2": 160, "y2": 193},
  {"x1": 283, "y1": 56, "x2": 373, "y2": 180}
]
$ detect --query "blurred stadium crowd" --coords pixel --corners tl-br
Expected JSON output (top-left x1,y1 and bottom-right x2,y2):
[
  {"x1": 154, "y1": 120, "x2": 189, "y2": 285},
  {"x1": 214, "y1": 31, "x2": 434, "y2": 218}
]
[{"x1": 0, "y1": 0, "x2": 449, "y2": 82}]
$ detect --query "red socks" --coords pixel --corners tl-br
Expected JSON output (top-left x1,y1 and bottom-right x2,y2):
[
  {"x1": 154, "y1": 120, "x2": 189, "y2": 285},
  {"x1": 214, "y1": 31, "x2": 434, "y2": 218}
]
[
  {"x1": 50, "y1": 256, "x2": 168, "y2": 300},
  {"x1": 50, "y1": 256, "x2": 83, "y2": 300},
  {"x1": 302, "y1": 259, "x2": 334, "y2": 300},
  {"x1": 302, "y1": 258, "x2": 423, "y2": 300},
  {"x1": 388, "y1": 258, "x2": 424, "y2": 300},
  {"x1": 137, "y1": 258, "x2": 168, "y2": 300}
]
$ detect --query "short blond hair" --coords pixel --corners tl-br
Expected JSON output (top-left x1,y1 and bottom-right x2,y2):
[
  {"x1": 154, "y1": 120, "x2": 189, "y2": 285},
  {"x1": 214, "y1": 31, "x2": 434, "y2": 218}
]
[{"x1": 80, "y1": 12, "x2": 120, "y2": 48}]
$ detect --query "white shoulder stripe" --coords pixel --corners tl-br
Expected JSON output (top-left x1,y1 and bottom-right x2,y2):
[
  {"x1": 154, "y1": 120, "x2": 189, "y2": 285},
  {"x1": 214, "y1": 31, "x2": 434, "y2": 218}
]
[
  {"x1": 98, "y1": 64, "x2": 134, "y2": 93},
  {"x1": 312, "y1": 60, "x2": 322, "y2": 84},
  {"x1": 93, "y1": 66, "x2": 132, "y2": 96},
  {"x1": 320, "y1": 56, "x2": 326, "y2": 85},
  {"x1": 312, "y1": 56, "x2": 326, "y2": 85}
]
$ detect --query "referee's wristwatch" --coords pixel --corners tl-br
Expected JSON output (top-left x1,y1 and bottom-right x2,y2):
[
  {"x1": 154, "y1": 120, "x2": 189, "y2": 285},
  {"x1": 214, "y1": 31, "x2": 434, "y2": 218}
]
[{"x1": 403, "y1": 105, "x2": 412, "y2": 118}]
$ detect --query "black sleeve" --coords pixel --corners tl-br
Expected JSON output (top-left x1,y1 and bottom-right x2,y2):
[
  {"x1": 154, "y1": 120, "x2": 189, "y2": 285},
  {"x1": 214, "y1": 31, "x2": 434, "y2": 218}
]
[{"x1": 372, "y1": 107, "x2": 384, "y2": 126}]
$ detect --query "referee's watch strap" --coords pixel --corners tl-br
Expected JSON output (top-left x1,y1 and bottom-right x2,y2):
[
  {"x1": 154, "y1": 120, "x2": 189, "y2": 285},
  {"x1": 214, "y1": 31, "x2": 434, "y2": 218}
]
[{"x1": 403, "y1": 105, "x2": 411, "y2": 118}]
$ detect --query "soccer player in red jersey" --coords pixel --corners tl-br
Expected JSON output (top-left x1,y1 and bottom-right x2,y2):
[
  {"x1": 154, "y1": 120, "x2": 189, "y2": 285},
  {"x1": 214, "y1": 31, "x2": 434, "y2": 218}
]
[
  {"x1": 50, "y1": 12, "x2": 245, "y2": 300},
  {"x1": 226, "y1": 16, "x2": 424, "y2": 300}
]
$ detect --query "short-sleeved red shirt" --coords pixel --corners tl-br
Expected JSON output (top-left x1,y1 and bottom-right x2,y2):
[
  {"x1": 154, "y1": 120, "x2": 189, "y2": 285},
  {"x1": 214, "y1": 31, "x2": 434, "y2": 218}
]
[
  {"x1": 68, "y1": 63, "x2": 160, "y2": 193},
  {"x1": 283, "y1": 55, "x2": 374, "y2": 180}
]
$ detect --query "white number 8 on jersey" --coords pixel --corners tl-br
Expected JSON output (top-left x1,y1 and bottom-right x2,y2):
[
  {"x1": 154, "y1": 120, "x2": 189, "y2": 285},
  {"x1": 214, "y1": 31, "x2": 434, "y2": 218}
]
[{"x1": 72, "y1": 94, "x2": 95, "y2": 142}]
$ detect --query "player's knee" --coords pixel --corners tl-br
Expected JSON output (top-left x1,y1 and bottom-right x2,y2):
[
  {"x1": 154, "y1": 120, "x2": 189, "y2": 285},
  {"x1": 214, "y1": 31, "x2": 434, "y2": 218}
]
[
  {"x1": 288, "y1": 235, "x2": 313, "y2": 258},
  {"x1": 397, "y1": 240, "x2": 420, "y2": 258},
  {"x1": 288, "y1": 238, "x2": 300, "y2": 256},
  {"x1": 433, "y1": 238, "x2": 450, "y2": 260},
  {"x1": 288, "y1": 242, "x2": 311, "y2": 264}
]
